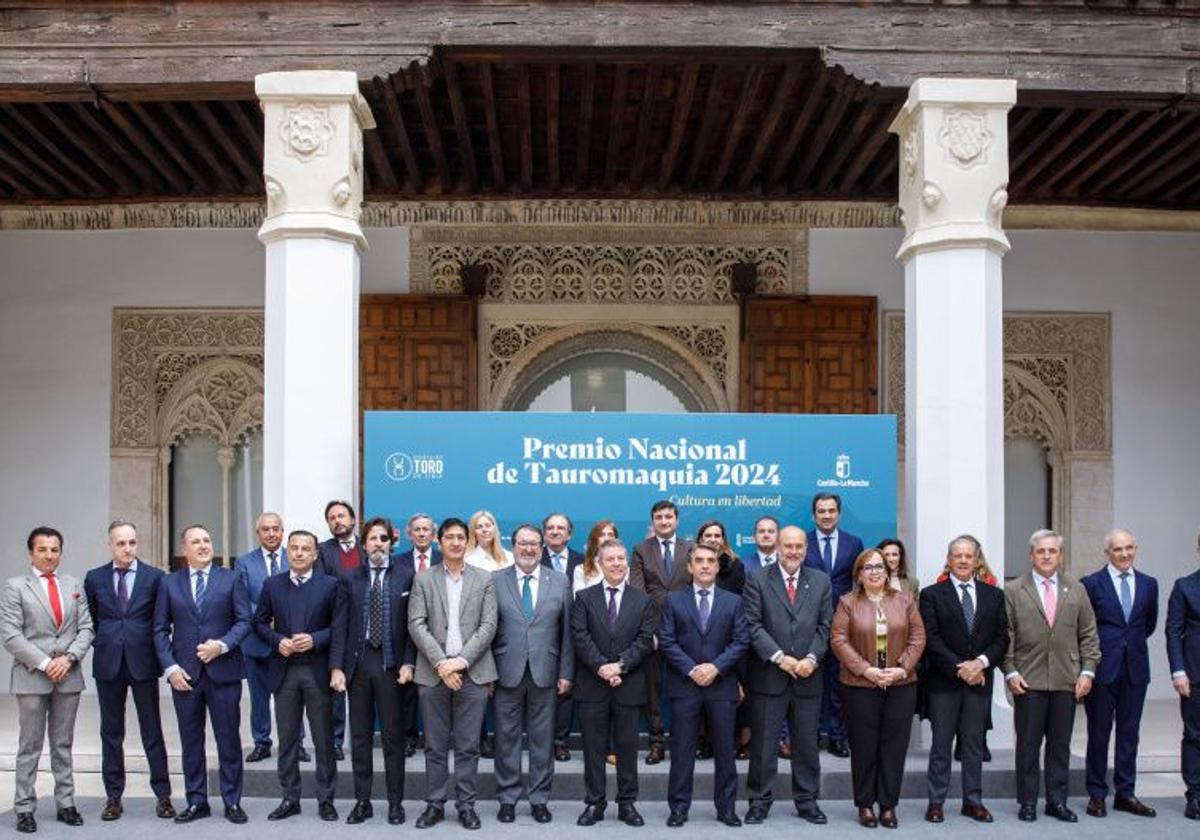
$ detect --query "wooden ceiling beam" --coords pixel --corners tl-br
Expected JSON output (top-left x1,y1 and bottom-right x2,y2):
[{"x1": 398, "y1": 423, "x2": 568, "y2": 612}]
[
  {"x1": 412, "y1": 68, "x2": 452, "y2": 193},
  {"x1": 736, "y1": 62, "x2": 802, "y2": 192},
  {"x1": 656, "y1": 62, "x2": 699, "y2": 191},
  {"x1": 1160, "y1": 160, "x2": 1200, "y2": 203},
  {"x1": 546, "y1": 63, "x2": 561, "y2": 190},
  {"x1": 517, "y1": 63, "x2": 534, "y2": 191},
  {"x1": 0, "y1": 103, "x2": 107, "y2": 195},
  {"x1": 159, "y1": 101, "x2": 240, "y2": 192},
  {"x1": 1009, "y1": 109, "x2": 1106, "y2": 195},
  {"x1": 373, "y1": 75, "x2": 422, "y2": 192},
  {"x1": 816, "y1": 96, "x2": 881, "y2": 192},
  {"x1": 837, "y1": 103, "x2": 900, "y2": 193},
  {"x1": 68, "y1": 102, "x2": 166, "y2": 192},
  {"x1": 603, "y1": 64, "x2": 630, "y2": 190},
  {"x1": 1087, "y1": 112, "x2": 1197, "y2": 195},
  {"x1": 0, "y1": 138, "x2": 60, "y2": 196},
  {"x1": 628, "y1": 64, "x2": 660, "y2": 192},
  {"x1": 0, "y1": 112, "x2": 75, "y2": 194},
  {"x1": 362, "y1": 128, "x2": 400, "y2": 193},
  {"x1": 37, "y1": 103, "x2": 139, "y2": 194},
  {"x1": 574, "y1": 62, "x2": 595, "y2": 189},
  {"x1": 0, "y1": 154, "x2": 35, "y2": 197},
  {"x1": 443, "y1": 61, "x2": 479, "y2": 193},
  {"x1": 865, "y1": 144, "x2": 898, "y2": 194},
  {"x1": 1009, "y1": 108, "x2": 1075, "y2": 175},
  {"x1": 1133, "y1": 133, "x2": 1200, "y2": 199},
  {"x1": 99, "y1": 99, "x2": 190, "y2": 194},
  {"x1": 1058, "y1": 110, "x2": 1165, "y2": 194},
  {"x1": 684, "y1": 65, "x2": 725, "y2": 189},
  {"x1": 1035, "y1": 110, "x2": 1138, "y2": 196},
  {"x1": 479, "y1": 63, "x2": 506, "y2": 190},
  {"x1": 191, "y1": 100, "x2": 261, "y2": 190},
  {"x1": 1103, "y1": 112, "x2": 1200, "y2": 196},
  {"x1": 708, "y1": 66, "x2": 763, "y2": 192},
  {"x1": 222, "y1": 101, "x2": 264, "y2": 159},
  {"x1": 126, "y1": 101, "x2": 208, "y2": 192},
  {"x1": 766, "y1": 70, "x2": 830, "y2": 190},
  {"x1": 791, "y1": 78, "x2": 858, "y2": 191}
]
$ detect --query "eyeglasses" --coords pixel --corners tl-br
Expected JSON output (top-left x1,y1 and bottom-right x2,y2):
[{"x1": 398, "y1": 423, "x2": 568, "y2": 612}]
[
  {"x1": 861, "y1": 563, "x2": 886, "y2": 572},
  {"x1": 514, "y1": 540, "x2": 542, "y2": 549}
]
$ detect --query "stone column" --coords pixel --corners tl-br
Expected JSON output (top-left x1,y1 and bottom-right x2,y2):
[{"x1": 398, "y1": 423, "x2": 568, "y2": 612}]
[
  {"x1": 889, "y1": 78, "x2": 1015, "y2": 585},
  {"x1": 256, "y1": 71, "x2": 374, "y2": 535}
]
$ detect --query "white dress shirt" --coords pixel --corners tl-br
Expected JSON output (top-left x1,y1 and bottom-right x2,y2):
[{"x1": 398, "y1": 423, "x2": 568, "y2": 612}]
[
  {"x1": 112, "y1": 558, "x2": 138, "y2": 596},
  {"x1": 1107, "y1": 563, "x2": 1136, "y2": 605},
  {"x1": 517, "y1": 568, "x2": 540, "y2": 610}
]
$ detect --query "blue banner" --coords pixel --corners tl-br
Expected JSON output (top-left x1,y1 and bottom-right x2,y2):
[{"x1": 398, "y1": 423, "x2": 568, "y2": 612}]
[{"x1": 364, "y1": 412, "x2": 897, "y2": 554}]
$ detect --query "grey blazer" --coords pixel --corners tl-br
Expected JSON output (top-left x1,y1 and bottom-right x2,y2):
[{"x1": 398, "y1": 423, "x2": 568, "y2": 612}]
[
  {"x1": 491, "y1": 565, "x2": 575, "y2": 689},
  {"x1": 408, "y1": 563, "x2": 498, "y2": 687},
  {"x1": 1, "y1": 571, "x2": 95, "y2": 694},
  {"x1": 743, "y1": 564, "x2": 833, "y2": 697}
]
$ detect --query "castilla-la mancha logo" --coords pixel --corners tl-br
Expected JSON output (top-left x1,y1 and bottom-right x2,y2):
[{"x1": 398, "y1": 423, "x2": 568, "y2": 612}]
[
  {"x1": 835, "y1": 453, "x2": 851, "y2": 479},
  {"x1": 818, "y1": 452, "x2": 870, "y2": 489}
]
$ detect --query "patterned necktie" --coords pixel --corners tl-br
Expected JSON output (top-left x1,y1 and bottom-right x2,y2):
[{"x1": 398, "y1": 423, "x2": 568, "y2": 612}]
[
  {"x1": 1042, "y1": 578, "x2": 1057, "y2": 626},
  {"x1": 294, "y1": 575, "x2": 306, "y2": 588},
  {"x1": 42, "y1": 573, "x2": 63, "y2": 627},
  {"x1": 193, "y1": 570, "x2": 207, "y2": 611},
  {"x1": 522, "y1": 574, "x2": 535, "y2": 620},
  {"x1": 698, "y1": 588, "x2": 710, "y2": 632},
  {"x1": 786, "y1": 574, "x2": 797, "y2": 606},
  {"x1": 661, "y1": 540, "x2": 673, "y2": 575},
  {"x1": 116, "y1": 567, "x2": 130, "y2": 613},
  {"x1": 960, "y1": 583, "x2": 975, "y2": 632},
  {"x1": 606, "y1": 586, "x2": 619, "y2": 632},
  {"x1": 555, "y1": 553, "x2": 565, "y2": 574},
  {"x1": 417, "y1": 552, "x2": 427, "y2": 573},
  {"x1": 1119, "y1": 572, "x2": 1133, "y2": 621},
  {"x1": 821, "y1": 536, "x2": 832, "y2": 573},
  {"x1": 269, "y1": 551, "x2": 279, "y2": 575},
  {"x1": 368, "y1": 566, "x2": 384, "y2": 647}
]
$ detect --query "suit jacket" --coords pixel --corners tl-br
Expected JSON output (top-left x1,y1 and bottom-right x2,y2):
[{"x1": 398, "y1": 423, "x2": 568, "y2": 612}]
[
  {"x1": 742, "y1": 564, "x2": 832, "y2": 697},
  {"x1": 331, "y1": 560, "x2": 417, "y2": 683},
  {"x1": 84, "y1": 560, "x2": 164, "y2": 682},
  {"x1": 153, "y1": 565, "x2": 250, "y2": 685},
  {"x1": 251, "y1": 570, "x2": 346, "y2": 693},
  {"x1": 2, "y1": 571, "x2": 94, "y2": 694},
  {"x1": 831, "y1": 590, "x2": 926, "y2": 688},
  {"x1": 804, "y1": 527, "x2": 864, "y2": 602},
  {"x1": 629, "y1": 534, "x2": 696, "y2": 616},
  {"x1": 1003, "y1": 571, "x2": 1100, "y2": 692},
  {"x1": 408, "y1": 563, "x2": 498, "y2": 686},
  {"x1": 492, "y1": 565, "x2": 575, "y2": 689},
  {"x1": 571, "y1": 582, "x2": 656, "y2": 705},
  {"x1": 317, "y1": 537, "x2": 361, "y2": 579},
  {"x1": 1081, "y1": 566, "x2": 1157, "y2": 686},
  {"x1": 658, "y1": 586, "x2": 748, "y2": 701},
  {"x1": 919, "y1": 578, "x2": 1008, "y2": 694},
  {"x1": 1167, "y1": 569, "x2": 1200, "y2": 682},
  {"x1": 396, "y1": 545, "x2": 443, "y2": 575},
  {"x1": 233, "y1": 546, "x2": 287, "y2": 658},
  {"x1": 541, "y1": 546, "x2": 584, "y2": 582}
]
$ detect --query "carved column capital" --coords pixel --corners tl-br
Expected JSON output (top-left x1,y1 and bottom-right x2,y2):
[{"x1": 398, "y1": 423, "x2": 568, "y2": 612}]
[
  {"x1": 888, "y1": 78, "x2": 1016, "y2": 262},
  {"x1": 255, "y1": 71, "x2": 376, "y2": 250}
]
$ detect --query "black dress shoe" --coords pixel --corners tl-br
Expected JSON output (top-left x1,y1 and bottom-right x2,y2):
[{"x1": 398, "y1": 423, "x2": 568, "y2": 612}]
[
  {"x1": 15, "y1": 813, "x2": 35, "y2": 833},
  {"x1": 1017, "y1": 804, "x2": 1037, "y2": 822},
  {"x1": 334, "y1": 745, "x2": 345, "y2": 761},
  {"x1": 246, "y1": 744, "x2": 271, "y2": 762},
  {"x1": 744, "y1": 805, "x2": 768, "y2": 824},
  {"x1": 666, "y1": 811, "x2": 688, "y2": 827},
  {"x1": 925, "y1": 803, "x2": 944, "y2": 823},
  {"x1": 415, "y1": 805, "x2": 444, "y2": 829},
  {"x1": 1086, "y1": 797, "x2": 1107, "y2": 817},
  {"x1": 879, "y1": 808, "x2": 898, "y2": 829},
  {"x1": 458, "y1": 808, "x2": 481, "y2": 830},
  {"x1": 717, "y1": 811, "x2": 742, "y2": 827},
  {"x1": 225, "y1": 804, "x2": 248, "y2": 824},
  {"x1": 554, "y1": 743, "x2": 571, "y2": 762},
  {"x1": 796, "y1": 804, "x2": 827, "y2": 824},
  {"x1": 576, "y1": 805, "x2": 604, "y2": 826},
  {"x1": 56, "y1": 808, "x2": 83, "y2": 827},
  {"x1": 953, "y1": 740, "x2": 962, "y2": 762},
  {"x1": 102, "y1": 799, "x2": 123, "y2": 821},
  {"x1": 268, "y1": 800, "x2": 301, "y2": 821},
  {"x1": 531, "y1": 804, "x2": 552, "y2": 823},
  {"x1": 818, "y1": 733, "x2": 831, "y2": 751},
  {"x1": 156, "y1": 799, "x2": 176, "y2": 819},
  {"x1": 695, "y1": 739, "x2": 713, "y2": 759},
  {"x1": 1044, "y1": 802, "x2": 1077, "y2": 822},
  {"x1": 298, "y1": 746, "x2": 311, "y2": 763},
  {"x1": 479, "y1": 735, "x2": 495, "y2": 759},
  {"x1": 618, "y1": 804, "x2": 644, "y2": 827},
  {"x1": 645, "y1": 744, "x2": 665, "y2": 764},
  {"x1": 406, "y1": 738, "x2": 418, "y2": 758},
  {"x1": 828, "y1": 738, "x2": 850, "y2": 758},
  {"x1": 387, "y1": 803, "x2": 405, "y2": 825},
  {"x1": 981, "y1": 742, "x2": 992, "y2": 762},
  {"x1": 346, "y1": 800, "x2": 373, "y2": 824},
  {"x1": 319, "y1": 802, "x2": 338, "y2": 822},
  {"x1": 175, "y1": 803, "x2": 212, "y2": 823},
  {"x1": 498, "y1": 804, "x2": 516, "y2": 823},
  {"x1": 1186, "y1": 798, "x2": 1200, "y2": 820},
  {"x1": 1113, "y1": 796, "x2": 1156, "y2": 817}
]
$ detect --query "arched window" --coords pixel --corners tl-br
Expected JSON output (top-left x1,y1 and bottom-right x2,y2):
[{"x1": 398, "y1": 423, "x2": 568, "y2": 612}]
[{"x1": 514, "y1": 351, "x2": 702, "y2": 412}]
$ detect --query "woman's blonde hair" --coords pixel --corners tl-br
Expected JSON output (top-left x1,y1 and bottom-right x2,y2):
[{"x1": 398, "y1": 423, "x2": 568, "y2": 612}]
[{"x1": 467, "y1": 509, "x2": 509, "y2": 567}]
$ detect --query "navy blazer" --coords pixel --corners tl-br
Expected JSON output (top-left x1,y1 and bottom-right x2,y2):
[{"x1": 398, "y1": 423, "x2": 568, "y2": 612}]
[
  {"x1": 1081, "y1": 566, "x2": 1158, "y2": 686},
  {"x1": 233, "y1": 546, "x2": 288, "y2": 658},
  {"x1": 1166, "y1": 569, "x2": 1200, "y2": 681},
  {"x1": 330, "y1": 561, "x2": 417, "y2": 683},
  {"x1": 541, "y1": 546, "x2": 584, "y2": 581},
  {"x1": 658, "y1": 586, "x2": 748, "y2": 701},
  {"x1": 395, "y1": 545, "x2": 443, "y2": 575},
  {"x1": 804, "y1": 527, "x2": 864, "y2": 602},
  {"x1": 84, "y1": 560, "x2": 165, "y2": 683},
  {"x1": 918, "y1": 578, "x2": 1008, "y2": 694},
  {"x1": 251, "y1": 570, "x2": 346, "y2": 693},
  {"x1": 153, "y1": 565, "x2": 250, "y2": 685}
]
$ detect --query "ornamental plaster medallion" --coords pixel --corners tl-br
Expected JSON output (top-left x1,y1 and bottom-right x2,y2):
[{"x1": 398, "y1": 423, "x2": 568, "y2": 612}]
[
  {"x1": 938, "y1": 109, "x2": 992, "y2": 169},
  {"x1": 280, "y1": 103, "x2": 335, "y2": 162}
]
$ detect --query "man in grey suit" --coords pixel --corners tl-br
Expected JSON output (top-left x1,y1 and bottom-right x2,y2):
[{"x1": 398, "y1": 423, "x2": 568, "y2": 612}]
[
  {"x1": 742, "y1": 525, "x2": 832, "y2": 825},
  {"x1": 408, "y1": 516, "x2": 498, "y2": 831},
  {"x1": 2, "y1": 526, "x2": 95, "y2": 833},
  {"x1": 492, "y1": 523, "x2": 574, "y2": 824}
]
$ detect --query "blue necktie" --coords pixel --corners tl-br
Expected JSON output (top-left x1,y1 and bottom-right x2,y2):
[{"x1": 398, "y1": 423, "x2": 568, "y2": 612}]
[
  {"x1": 662, "y1": 540, "x2": 673, "y2": 575},
  {"x1": 269, "y1": 551, "x2": 279, "y2": 575},
  {"x1": 522, "y1": 574, "x2": 535, "y2": 620},
  {"x1": 606, "y1": 587, "x2": 619, "y2": 632},
  {"x1": 116, "y1": 567, "x2": 130, "y2": 613},
  {"x1": 193, "y1": 570, "x2": 207, "y2": 610},
  {"x1": 698, "y1": 588, "x2": 710, "y2": 633},
  {"x1": 960, "y1": 584, "x2": 975, "y2": 632},
  {"x1": 821, "y1": 535, "x2": 832, "y2": 573},
  {"x1": 1119, "y1": 572, "x2": 1133, "y2": 621}
]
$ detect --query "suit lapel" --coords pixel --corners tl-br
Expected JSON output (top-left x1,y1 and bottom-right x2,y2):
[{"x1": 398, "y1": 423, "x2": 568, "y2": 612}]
[
  {"x1": 503, "y1": 568, "x2": 524, "y2": 618},
  {"x1": 25, "y1": 573, "x2": 58, "y2": 627},
  {"x1": 532, "y1": 568, "x2": 554, "y2": 621},
  {"x1": 681, "y1": 588, "x2": 706, "y2": 635},
  {"x1": 942, "y1": 579, "x2": 972, "y2": 637},
  {"x1": 1020, "y1": 574, "x2": 1048, "y2": 624},
  {"x1": 764, "y1": 566, "x2": 793, "y2": 613}
]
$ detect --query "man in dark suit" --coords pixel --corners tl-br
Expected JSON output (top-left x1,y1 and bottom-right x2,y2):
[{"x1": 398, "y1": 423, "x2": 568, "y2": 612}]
[
  {"x1": 331, "y1": 517, "x2": 417, "y2": 826},
  {"x1": 658, "y1": 543, "x2": 748, "y2": 827},
  {"x1": 572, "y1": 538, "x2": 656, "y2": 827},
  {"x1": 252, "y1": 529, "x2": 345, "y2": 822},
  {"x1": 1080, "y1": 528, "x2": 1158, "y2": 818},
  {"x1": 920, "y1": 534, "x2": 1008, "y2": 824},
  {"x1": 629, "y1": 498, "x2": 694, "y2": 764},
  {"x1": 153, "y1": 524, "x2": 251, "y2": 824},
  {"x1": 395, "y1": 512, "x2": 442, "y2": 757},
  {"x1": 540, "y1": 511, "x2": 583, "y2": 761},
  {"x1": 742, "y1": 515, "x2": 779, "y2": 574},
  {"x1": 743, "y1": 525, "x2": 832, "y2": 825},
  {"x1": 318, "y1": 499, "x2": 360, "y2": 760},
  {"x1": 492, "y1": 524, "x2": 574, "y2": 824},
  {"x1": 803, "y1": 492, "x2": 862, "y2": 758},
  {"x1": 1166, "y1": 534, "x2": 1200, "y2": 820},
  {"x1": 84, "y1": 520, "x2": 174, "y2": 821}
]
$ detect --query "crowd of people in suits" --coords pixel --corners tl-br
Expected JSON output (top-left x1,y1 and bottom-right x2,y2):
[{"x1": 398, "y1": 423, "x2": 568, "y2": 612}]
[{"x1": 5, "y1": 492, "x2": 1200, "y2": 833}]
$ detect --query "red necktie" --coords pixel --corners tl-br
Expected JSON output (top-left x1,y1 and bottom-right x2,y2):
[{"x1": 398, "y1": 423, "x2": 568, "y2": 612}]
[
  {"x1": 417, "y1": 552, "x2": 427, "y2": 573},
  {"x1": 42, "y1": 573, "x2": 63, "y2": 628},
  {"x1": 786, "y1": 574, "x2": 797, "y2": 606}
]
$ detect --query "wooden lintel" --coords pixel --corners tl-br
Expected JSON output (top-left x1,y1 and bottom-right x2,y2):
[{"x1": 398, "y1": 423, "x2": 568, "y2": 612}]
[
  {"x1": 479, "y1": 63, "x2": 506, "y2": 190},
  {"x1": 443, "y1": 61, "x2": 479, "y2": 194}
]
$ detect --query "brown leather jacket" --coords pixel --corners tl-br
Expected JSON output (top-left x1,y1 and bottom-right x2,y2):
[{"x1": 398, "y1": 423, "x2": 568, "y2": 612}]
[{"x1": 830, "y1": 590, "x2": 926, "y2": 688}]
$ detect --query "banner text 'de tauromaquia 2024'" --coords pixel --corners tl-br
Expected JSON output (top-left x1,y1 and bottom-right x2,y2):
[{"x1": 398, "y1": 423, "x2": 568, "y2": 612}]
[{"x1": 364, "y1": 412, "x2": 897, "y2": 553}]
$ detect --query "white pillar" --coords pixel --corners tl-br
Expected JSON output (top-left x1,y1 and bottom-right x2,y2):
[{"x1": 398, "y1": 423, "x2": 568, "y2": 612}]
[
  {"x1": 256, "y1": 71, "x2": 374, "y2": 536},
  {"x1": 889, "y1": 79, "x2": 1015, "y2": 585}
]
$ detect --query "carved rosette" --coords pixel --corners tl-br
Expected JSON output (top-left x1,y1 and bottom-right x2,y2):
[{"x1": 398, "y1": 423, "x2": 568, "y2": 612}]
[
  {"x1": 938, "y1": 109, "x2": 991, "y2": 169},
  {"x1": 280, "y1": 103, "x2": 335, "y2": 162}
]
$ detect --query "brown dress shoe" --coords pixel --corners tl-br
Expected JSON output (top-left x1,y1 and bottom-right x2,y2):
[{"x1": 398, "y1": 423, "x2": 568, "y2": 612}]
[
  {"x1": 777, "y1": 740, "x2": 792, "y2": 759},
  {"x1": 1086, "y1": 797, "x2": 1107, "y2": 818},
  {"x1": 858, "y1": 807, "x2": 878, "y2": 828},
  {"x1": 156, "y1": 799, "x2": 176, "y2": 819},
  {"x1": 961, "y1": 803, "x2": 993, "y2": 823},
  {"x1": 879, "y1": 808, "x2": 898, "y2": 829},
  {"x1": 645, "y1": 744, "x2": 665, "y2": 765},
  {"x1": 924, "y1": 804, "x2": 944, "y2": 823},
  {"x1": 1113, "y1": 797, "x2": 1156, "y2": 817},
  {"x1": 102, "y1": 800, "x2": 122, "y2": 821}
]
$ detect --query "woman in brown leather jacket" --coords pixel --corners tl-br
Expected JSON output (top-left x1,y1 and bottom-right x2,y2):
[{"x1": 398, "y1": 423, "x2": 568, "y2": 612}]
[{"x1": 831, "y1": 548, "x2": 927, "y2": 828}]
